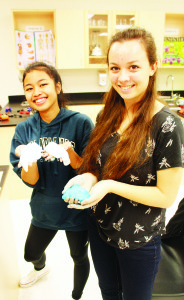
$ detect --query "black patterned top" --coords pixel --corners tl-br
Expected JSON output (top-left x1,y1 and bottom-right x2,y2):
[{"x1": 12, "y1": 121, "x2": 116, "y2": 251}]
[{"x1": 91, "y1": 106, "x2": 184, "y2": 250}]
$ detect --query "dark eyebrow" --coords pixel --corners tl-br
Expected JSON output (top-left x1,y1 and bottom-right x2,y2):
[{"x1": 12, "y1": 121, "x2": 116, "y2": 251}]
[
  {"x1": 109, "y1": 60, "x2": 139, "y2": 66},
  {"x1": 24, "y1": 79, "x2": 47, "y2": 88},
  {"x1": 109, "y1": 62, "x2": 118, "y2": 66},
  {"x1": 128, "y1": 60, "x2": 139, "y2": 64}
]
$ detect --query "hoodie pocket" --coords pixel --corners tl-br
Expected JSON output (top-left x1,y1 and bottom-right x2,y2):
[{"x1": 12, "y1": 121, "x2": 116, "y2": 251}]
[{"x1": 30, "y1": 191, "x2": 87, "y2": 229}]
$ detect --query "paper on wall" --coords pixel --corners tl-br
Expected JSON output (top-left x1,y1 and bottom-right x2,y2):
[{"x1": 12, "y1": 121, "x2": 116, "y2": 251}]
[
  {"x1": 15, "y1": 30, "x2": 35, "y2": 68},
  {"x1": 15, "y1": 29, "x2": 55, "y2": 68},
  {"x1": 162, "y1": 37, "x2": 184, "y2": 66},
  {"x1": 34, "y1": 30, "x2": 55, "y2": 67}
]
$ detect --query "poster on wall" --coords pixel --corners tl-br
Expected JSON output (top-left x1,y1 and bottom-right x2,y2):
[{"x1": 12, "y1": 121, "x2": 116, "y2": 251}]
[
  {"x1": 15, "y1": 30, "x2": 35, "y2": 68},
  {"x1": 162, "y1": 37, "x2": 184, "y2": 66},
  {"x1": 15, "y1": 29, "x2": 55, "y2": 69},
  {"x1": 34, "y1": 31, "x2": 55, "y2": 67}
]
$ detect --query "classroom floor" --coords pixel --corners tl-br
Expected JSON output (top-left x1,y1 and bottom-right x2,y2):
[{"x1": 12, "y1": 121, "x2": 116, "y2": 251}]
[
  {"x1": 10, "y1": 199, "x2": 101, "y2": 300},
  {"x1": 10, "y1": 185, "x2": 184, "y2": 300}
]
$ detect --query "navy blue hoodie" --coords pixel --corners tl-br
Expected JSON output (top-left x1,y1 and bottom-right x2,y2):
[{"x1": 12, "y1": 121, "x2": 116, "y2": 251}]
[{"x1": 10, "y1": 108, "x2": 94, "y2": 231}]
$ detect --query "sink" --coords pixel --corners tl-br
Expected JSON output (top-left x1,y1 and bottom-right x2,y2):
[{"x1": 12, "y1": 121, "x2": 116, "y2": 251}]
[
  {"x1": 168, "y1": 107, "x2": 179, "y2": 112},
  {"x1": 158, "y1": 96, "x2": 184, "y2": 112},
  {"x1": 158, "y1": 96, "x2": 175, "y2": 101}
]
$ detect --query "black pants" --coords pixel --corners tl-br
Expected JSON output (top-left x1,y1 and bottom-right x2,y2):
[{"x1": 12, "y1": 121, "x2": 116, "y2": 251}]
[{"x1": 24, "y1": 224, "x2": 90, "y2": 300}]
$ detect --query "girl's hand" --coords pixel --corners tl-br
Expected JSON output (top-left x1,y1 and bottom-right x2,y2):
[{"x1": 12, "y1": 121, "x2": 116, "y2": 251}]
[
  {"x1": 17, "y1": 143, "x2": 42, "y2": 172},
  {"x1": 63, "y1": 172, "x2": 97, "y2": 193},
  {"x1": 42, "y1": 141, "x2": 72, "y2": 161},
  {"x1": 63, "y1": 173, "x2": 98, "y2": 204},
  {"x1": 42, "y1": 142, "x2": 70, "y2": 165},
  {"x1": 15, "y1": 144, "x2": 39, "y2": 169},
  {"x1": 62, "y1": 141, "x2": 73, "y2": 151},
  {"x1": 67, "y1": 179, "x2": 113, "y2": 209},
  {"x1": 41, "y1": 149, "x2": 54, "y2": 161},
  {"x1": 15, "y1": 145, "x2": 26, "y2": 157}
]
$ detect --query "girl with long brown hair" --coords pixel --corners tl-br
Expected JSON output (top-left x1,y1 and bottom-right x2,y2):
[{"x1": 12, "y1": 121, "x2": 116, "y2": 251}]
[{"x1": 64, "y1": 28, "x2": 184, "y2": 300}]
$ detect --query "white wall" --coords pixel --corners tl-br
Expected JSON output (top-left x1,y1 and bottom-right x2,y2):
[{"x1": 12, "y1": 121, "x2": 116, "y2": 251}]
[{"x1": 1, "y1": 0, "x2": 184, "y2": 107}]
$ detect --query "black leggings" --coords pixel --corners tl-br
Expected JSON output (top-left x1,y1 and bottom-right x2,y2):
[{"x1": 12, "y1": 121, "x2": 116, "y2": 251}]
[{"x1": 24, "y1": 224, "x2": 90, "y2": 300}]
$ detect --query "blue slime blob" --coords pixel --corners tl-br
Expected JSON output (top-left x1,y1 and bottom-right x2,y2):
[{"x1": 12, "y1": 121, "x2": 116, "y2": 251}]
[{"x1": 62, "y1": 184, "x2": 90, "y2": 202}]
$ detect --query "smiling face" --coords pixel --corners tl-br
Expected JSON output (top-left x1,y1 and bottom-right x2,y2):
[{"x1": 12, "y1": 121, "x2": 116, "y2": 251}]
[
  {"x1": 23, "y1": 70, "x2": 61, "y2": 121},
  {"x1": 108, "y1": 40, "x2": 157, "y2": 109}
]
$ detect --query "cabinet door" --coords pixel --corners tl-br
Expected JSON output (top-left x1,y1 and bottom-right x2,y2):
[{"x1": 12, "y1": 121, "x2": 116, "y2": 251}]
[
  {"x1": 56, "y1": 10, "x2": 85, "y2": 69},
  {"x1": 68, "y1": 104, "x2": 104, "y2": 124},
  {"x1": 138, "y1": 11, "x2": 165, "y2": 67},
  {"x1": 111, "y1": 11, "x2": 139, "y2": 36},
  {"x1": 85, "y1": 10, "x2": 111, "y2": 68}
]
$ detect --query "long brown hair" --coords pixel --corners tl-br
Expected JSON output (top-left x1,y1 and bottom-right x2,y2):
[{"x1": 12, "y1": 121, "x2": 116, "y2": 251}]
[{"x1": 80, "y1": 27, "x2": 158, "y2": 180}]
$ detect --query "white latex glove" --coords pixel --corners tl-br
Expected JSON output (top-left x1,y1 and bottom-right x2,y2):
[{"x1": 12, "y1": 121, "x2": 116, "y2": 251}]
[
  {"x1": 45, "y1": 142, "x2": 70, "y2": 166},
  {"x1": 19, "y1": 142, "x2": 42, "y2": 172}
]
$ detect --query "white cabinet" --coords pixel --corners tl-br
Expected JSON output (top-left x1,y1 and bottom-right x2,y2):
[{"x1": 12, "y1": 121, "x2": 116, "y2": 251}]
[
  {"x1": 68, "y1": 104, "x2": 104, "y2": 124},
  {"x1": 111, "y1": 11, "x2": 139, "y2": 35},
  {"x1": 56, "y1": 10, "x2": 85, "y2": 69},
  {"x1": 0, "y1": 127, "x2": 32, "y2": 200},
  {"x1": 85, "y1": 10, "x2": 111, "y2": 68},
  {"x1": 138, "y1": 11, "x2": 165, "y2": 67},
  {"x1": 13, "y1": 10, "x2": 184, "y2": 70},
  {"x1": 139, "y1": 11, "x2": 184, "y2": 69},
  {"x1": 85, "y1": 10, "x2": 138, "y2": 68}
]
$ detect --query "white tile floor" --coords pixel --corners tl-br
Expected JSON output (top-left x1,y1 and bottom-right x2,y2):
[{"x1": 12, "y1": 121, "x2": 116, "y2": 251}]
[
  {"x1": 10, "y1": 199, "x2": 101, "y2": 300},
  {"x1": 10, "y1": 186, "x2": 184, "y2": 300}
]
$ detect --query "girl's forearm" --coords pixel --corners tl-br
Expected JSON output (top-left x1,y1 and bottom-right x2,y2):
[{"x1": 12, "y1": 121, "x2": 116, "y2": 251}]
[
  {"x1": 108, "y1": 169, "x2": 183, "y2": 209},
  {"x1": 109, "y1": 181, "x2": 169, "y2": 208},
  {"x1": 67, "y1": 147, "x2": 83, "y2": 169},
  {"x1": 21, "y1": 162, "x2": 39, "y2": 185}
]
